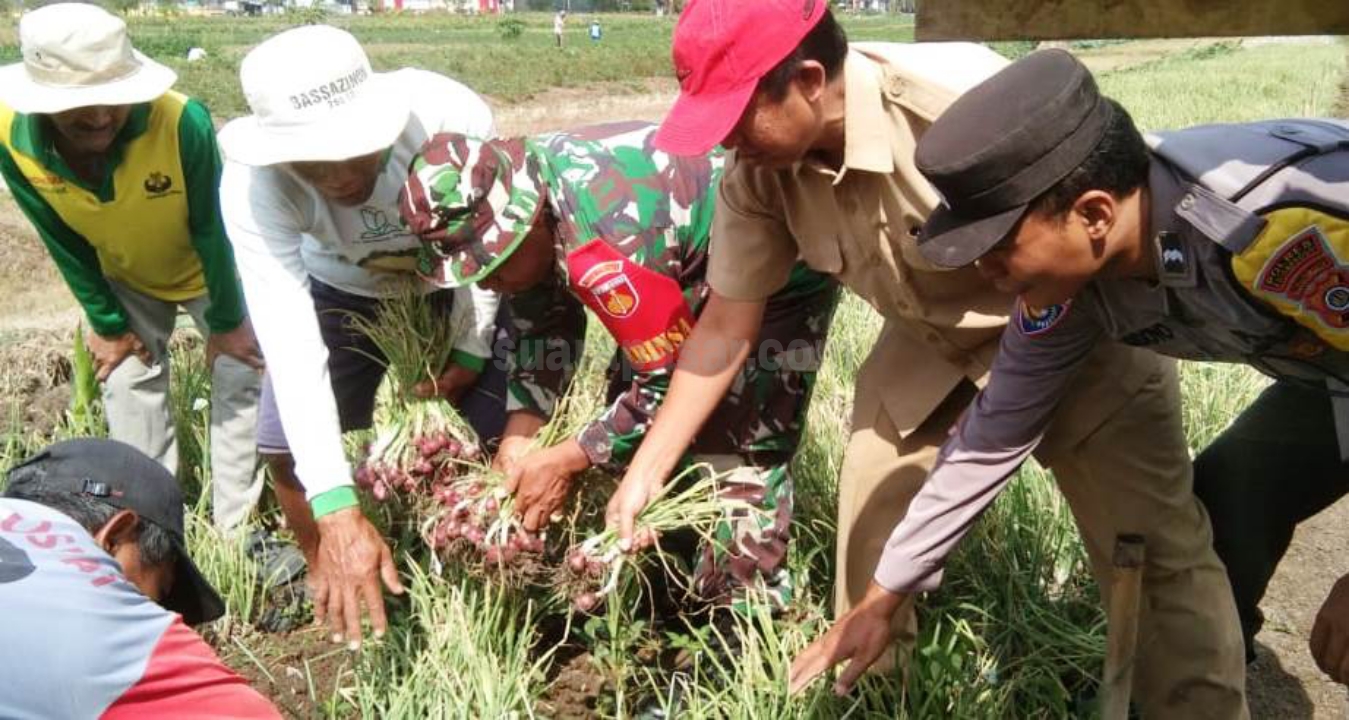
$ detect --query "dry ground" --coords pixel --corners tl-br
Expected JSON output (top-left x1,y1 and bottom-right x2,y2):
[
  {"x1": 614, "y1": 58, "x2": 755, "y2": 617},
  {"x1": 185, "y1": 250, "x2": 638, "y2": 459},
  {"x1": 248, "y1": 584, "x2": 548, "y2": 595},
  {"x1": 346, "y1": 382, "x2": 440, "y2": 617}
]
[{"x1": 2, "y1": 46, "x2": 1348, "y2": 716}]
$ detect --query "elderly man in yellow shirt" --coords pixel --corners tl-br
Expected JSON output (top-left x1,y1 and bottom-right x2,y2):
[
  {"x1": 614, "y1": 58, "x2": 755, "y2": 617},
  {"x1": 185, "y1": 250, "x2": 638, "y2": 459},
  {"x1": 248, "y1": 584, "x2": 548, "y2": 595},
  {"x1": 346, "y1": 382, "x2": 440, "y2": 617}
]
[{"x1": 0, "y1": 4, "x2": 262, "y2": 530}]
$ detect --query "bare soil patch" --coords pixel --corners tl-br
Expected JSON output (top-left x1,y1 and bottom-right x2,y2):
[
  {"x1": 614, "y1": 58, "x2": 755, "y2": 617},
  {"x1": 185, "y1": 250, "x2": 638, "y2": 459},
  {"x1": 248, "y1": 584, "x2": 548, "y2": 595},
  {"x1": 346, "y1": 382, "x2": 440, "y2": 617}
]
[
  {"x1": 1074, "y1": 38, "x2": 1229, "y2": 74},
  {"x1": 215, "y1": 626, "x2": 357, "y2": 720},
  {"x1": 492, "y1": 76, "x2": 678, "y2": 137},
  {"x1": 0, "y1": 195, "x2": 80, "y2": 333},
  {"x1": 538, "y1": 650, "x2": 610, "y2": 720},
  {"x1": 1247, "y1": 499, "x2": 1349, "y2": 718}
]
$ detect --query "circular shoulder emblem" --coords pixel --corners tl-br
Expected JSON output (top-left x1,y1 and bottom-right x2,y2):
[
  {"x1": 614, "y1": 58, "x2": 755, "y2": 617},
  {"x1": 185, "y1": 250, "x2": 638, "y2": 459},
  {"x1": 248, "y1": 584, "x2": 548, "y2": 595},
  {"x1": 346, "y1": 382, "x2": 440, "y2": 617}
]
[{"x1": 1017, "y1": 298, "x2": 1073, "y2": 336}]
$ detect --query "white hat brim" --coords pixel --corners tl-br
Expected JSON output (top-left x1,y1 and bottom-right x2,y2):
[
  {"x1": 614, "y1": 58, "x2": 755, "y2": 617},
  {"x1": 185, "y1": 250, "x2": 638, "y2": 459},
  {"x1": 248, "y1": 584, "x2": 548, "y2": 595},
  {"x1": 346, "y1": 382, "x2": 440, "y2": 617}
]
[
  {"x1": 218, "y1": 71, "x2": 412, "y2": 167},
  {"x1": 0, "y1": 51, "x2": 178, "y2": 115}
]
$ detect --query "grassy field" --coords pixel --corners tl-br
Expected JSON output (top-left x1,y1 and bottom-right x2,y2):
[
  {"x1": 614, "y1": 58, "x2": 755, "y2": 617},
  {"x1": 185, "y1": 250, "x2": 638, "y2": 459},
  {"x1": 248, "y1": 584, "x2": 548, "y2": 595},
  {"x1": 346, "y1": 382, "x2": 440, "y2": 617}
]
[
  {"x1": 0, "y1": 12, "x2": 915, "y2": 117},
  {"x1": 0, "y1": 13, "x2": 1345, "y2": 719}
]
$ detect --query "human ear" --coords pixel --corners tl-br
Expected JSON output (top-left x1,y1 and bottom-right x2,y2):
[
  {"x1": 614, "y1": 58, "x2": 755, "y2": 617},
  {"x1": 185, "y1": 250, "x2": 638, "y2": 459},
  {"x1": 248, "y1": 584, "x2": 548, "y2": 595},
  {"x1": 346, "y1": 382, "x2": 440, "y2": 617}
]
[
  {"x1": 1073, "y1": 191, "x2": 1118, "y2": 240},
  {"x1": 795, "y1": 60, "x2": 829, "y2": 104},
  {"x1": 93, "y1": 509, "x2": 140, "y2": 555}
]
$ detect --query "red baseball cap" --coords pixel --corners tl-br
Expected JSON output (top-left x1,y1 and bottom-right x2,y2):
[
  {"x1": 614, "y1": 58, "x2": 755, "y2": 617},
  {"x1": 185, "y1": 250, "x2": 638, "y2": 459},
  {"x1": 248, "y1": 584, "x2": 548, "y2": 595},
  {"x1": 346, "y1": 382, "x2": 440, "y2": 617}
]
[{"x1": 654, "y1": 0, "x2": 828, "y2": 156}]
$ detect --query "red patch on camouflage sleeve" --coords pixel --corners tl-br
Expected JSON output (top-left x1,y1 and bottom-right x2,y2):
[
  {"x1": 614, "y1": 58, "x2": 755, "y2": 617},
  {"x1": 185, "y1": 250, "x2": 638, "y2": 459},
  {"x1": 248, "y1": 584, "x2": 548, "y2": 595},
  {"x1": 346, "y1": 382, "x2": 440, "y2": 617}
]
[{"x1": 566, "y1": 239, "x2": 695, "y2": 372}]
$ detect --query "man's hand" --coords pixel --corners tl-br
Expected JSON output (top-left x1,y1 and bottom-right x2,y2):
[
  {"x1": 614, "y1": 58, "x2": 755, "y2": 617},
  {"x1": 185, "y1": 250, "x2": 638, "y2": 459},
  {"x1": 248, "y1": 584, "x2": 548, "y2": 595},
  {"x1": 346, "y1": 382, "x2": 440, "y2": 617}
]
[
  {"x1": 606, "y1": 469, "x2": 665, "y2": 553},
  {"x1": 494, "y1": 434, "x2": 532, "y2": 474},
  {"x1": 788, "y1": 582, "x2": 905, "y2": 696},
  {"x1": 206, "y1": 318, "x2": 265, "y2": 371},
  {"x1": 493, "y1": 411, "x2": 547, "y2": 474},
  {"x1": 1310, "y1": 573, "x2": 1349, "y2": 683},
  {"x1": 86, "y1": 330, "x2": 153, "y2": 382},
  {"x1": 413, "y1": 362, "x2": 480, "y2": 405},
  {"x1": 309, "y1": 507, "x2": 405, "y2": 649},
  {"x1": 504, "y1": 439, "x2": 590, "y2": 531}
]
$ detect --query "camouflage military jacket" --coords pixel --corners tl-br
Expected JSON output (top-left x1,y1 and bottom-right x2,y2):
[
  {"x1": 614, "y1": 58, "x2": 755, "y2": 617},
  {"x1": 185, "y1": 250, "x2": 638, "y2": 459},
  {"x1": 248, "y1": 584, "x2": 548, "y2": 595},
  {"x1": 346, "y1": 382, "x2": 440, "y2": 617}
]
[{"x1": 505, "y1": 121, "x2": 838, "y2": 472}]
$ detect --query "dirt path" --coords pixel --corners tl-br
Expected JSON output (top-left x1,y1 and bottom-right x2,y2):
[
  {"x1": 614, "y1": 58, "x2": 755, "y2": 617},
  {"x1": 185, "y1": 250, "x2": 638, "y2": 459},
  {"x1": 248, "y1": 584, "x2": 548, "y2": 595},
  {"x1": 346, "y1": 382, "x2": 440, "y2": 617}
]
[{"x1": 1248, "y1": 501, "x2": 1349, "y2": 718}]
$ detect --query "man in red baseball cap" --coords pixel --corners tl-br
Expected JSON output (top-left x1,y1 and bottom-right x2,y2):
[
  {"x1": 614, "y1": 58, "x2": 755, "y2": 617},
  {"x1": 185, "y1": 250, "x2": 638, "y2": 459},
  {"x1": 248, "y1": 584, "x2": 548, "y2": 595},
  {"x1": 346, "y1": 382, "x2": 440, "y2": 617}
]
[{"x1": 611, "y1": 1, "x2": 1247, "y2": 714}]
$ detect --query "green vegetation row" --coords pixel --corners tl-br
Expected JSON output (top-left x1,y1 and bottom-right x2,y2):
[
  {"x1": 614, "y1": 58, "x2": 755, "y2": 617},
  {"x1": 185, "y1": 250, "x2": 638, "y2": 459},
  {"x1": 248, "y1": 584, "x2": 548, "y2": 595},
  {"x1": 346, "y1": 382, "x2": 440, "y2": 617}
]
[{"x1": 0, "y1": 12, "x2": 915, "y2": 117}]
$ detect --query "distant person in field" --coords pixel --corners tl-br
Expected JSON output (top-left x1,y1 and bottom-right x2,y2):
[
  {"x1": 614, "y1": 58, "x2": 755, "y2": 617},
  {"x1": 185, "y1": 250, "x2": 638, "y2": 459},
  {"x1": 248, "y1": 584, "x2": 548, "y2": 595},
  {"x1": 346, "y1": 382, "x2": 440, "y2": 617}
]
[
  {"x1": 0, "y1": 438, "x2": 279, "y2": 718},
  {"x1": 218, "y1": 25, "x2": 507, "y2": 649},
  {"x1": 554, "y1": 10, "x2": 566, "y2": 47},
  {"x1": 804, "y1": 49, "x2": 1349, "y2": 690},
  {"x1": 402, "y1": 121, "x2": 838, "y2": 613},
  {"x1": 624, "y1": 1, "x2": 1248, "y2": 714},
  {"x1": 0, "y1": 3, "x2": 263, "y2": 531}
]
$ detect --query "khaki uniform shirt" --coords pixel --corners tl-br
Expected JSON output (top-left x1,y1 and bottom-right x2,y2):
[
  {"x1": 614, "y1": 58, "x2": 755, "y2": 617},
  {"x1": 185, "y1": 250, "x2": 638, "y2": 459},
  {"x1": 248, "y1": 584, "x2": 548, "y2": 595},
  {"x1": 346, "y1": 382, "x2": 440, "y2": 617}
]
[
  {"x1": 875, "y1": 118, "x2": 1349, "y2": 593},
  {"x1": 708, "y1": 42, "x2": 1155, "y2": 455}
]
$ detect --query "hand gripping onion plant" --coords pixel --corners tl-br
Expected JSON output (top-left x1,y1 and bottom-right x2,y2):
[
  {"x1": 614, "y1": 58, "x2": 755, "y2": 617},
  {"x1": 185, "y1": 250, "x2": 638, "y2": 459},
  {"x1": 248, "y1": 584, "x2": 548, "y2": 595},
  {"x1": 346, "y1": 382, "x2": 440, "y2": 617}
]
[
  {"x1": 346, "y1": 284, "x2": 483, "y2": 506},
  {"x1": 558, "y1": 465, "x2": 759, "y2": 614},
  {"x1": 421, "y1": 383, "x2": 609, "y2": 582}
]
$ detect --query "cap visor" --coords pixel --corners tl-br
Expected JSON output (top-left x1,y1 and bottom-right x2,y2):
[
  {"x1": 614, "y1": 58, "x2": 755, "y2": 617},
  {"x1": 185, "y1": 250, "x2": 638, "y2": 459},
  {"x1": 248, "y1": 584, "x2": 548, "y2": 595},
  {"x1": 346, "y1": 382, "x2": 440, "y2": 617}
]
[
  {"x1": 917, "y1": 202, "x2": 1029, "y2": 269},
  {"x1": 419, "y1": 203, "x2": 541, "y2": 290},
  {"x1": 219, "y1": 72, "x2": 411, "y2": 166},
  {"x1": 0, "y1": 53, "x2": 177, "y2": 115},
  {"x1": 653, "y1": 80, "x2": 757, "y2": 156},
  {"x1": 164, "y1": 539, "x2": 225, "y2": 625}
]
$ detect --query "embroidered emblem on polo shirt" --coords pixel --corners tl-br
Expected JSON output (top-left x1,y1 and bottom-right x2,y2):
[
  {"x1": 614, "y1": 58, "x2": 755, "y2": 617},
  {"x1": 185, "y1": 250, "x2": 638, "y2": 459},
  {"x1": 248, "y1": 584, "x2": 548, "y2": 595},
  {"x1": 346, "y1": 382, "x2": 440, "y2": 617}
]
[
  {"x1": 143, "y1": 171, "x2": 172, "y2": 195},
  {"x1": 1017, "y1": 298, "x2": 1073, "y2": 336}
]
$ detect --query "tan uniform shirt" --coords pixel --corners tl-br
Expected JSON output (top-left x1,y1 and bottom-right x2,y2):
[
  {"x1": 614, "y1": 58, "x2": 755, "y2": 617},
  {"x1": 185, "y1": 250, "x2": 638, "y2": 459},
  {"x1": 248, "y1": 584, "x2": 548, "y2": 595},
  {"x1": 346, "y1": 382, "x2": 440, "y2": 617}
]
[{"x1": 709, "y1": 42, "x2": 1154, "y2": 453}]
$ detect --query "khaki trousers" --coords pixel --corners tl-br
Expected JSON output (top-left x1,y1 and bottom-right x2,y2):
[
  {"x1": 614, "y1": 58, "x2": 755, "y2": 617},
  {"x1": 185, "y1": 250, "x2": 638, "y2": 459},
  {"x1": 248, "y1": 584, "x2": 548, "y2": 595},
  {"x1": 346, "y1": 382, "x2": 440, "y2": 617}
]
[
  {"x1": 835, "y1": 361, "x2": 1248, "y2": 718},
  {"x1": 104, "y1": 282, "x2": 263, "y2": 530}
]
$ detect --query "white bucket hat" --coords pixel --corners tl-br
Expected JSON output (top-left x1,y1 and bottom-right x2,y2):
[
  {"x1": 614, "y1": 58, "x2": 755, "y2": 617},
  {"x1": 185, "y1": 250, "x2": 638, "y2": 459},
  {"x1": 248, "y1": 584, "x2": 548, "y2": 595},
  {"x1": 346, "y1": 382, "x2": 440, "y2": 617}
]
[
  {"x1": 218, "y1": 25, "x2": 411, "y2": 167},
  {"x1": 0, "y1": 3, "x2": 177, "y2": 115}
]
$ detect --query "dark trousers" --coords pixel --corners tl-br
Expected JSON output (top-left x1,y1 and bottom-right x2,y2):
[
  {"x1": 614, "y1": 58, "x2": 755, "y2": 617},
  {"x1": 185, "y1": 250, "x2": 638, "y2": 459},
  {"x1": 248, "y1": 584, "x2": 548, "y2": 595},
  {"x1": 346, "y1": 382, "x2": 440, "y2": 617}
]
[
  {"x1": 1193, "y1": 379, "x2": 1349, "y2": 661},
  {"x1": 257, "y1": 279, "x2": 509, "y2": 453}
]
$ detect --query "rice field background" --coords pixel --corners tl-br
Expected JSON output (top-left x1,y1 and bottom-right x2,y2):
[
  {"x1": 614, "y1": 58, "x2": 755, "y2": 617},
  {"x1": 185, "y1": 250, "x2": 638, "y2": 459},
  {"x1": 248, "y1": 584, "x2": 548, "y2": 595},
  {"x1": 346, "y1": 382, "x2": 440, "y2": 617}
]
[{"x1": 0, "y1": 12, "x2": 1345, "y2": 718}]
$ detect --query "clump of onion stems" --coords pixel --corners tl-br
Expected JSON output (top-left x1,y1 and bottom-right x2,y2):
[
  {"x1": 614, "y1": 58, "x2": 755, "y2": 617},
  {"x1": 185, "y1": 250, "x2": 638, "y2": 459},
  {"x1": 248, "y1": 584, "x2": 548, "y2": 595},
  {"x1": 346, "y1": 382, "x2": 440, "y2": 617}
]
[
  {"x1": 559, "y1": 465, "x2": 757, "y2": 613},
  {"x1": 346, "y1": 284, "x2": 482, "y2": 505}
]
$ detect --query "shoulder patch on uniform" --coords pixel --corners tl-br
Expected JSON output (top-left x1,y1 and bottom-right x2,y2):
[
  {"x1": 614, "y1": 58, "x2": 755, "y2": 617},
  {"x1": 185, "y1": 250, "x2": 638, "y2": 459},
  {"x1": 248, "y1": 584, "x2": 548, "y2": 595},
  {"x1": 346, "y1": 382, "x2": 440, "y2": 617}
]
[
  {"x1": 1232, "y1": 207, "x2": 1349, "y2": 350},
  {"x1": 1017, "y1": 298, "x2": 1073, "y2": 336}
]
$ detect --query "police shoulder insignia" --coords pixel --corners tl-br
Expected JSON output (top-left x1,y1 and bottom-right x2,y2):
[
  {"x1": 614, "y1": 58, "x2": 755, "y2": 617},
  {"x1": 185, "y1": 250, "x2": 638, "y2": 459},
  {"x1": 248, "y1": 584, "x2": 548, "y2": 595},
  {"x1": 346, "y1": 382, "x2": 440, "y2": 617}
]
[
  {"x1": 1017, "y1": 298, "x2": 1073, "y2": 336},
  {"x1": 1232, "y1": 207, "x2": 1349, "y2": 351}
]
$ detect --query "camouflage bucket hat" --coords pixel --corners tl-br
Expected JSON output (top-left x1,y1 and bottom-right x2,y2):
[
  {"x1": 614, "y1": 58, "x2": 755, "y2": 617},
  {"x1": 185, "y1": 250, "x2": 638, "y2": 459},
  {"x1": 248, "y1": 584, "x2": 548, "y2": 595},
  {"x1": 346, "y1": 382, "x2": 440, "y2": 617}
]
[{"x1": 400, "y1": 132, "x2": 543, "y2": 288}]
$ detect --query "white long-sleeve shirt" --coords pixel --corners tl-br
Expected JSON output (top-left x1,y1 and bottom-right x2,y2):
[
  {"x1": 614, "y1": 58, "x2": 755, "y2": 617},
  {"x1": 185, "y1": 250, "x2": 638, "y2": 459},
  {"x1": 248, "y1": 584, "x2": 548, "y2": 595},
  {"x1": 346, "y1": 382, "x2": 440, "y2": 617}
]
[{"x1": 220, "y1": 68, "x2": 498, "y2": 501}]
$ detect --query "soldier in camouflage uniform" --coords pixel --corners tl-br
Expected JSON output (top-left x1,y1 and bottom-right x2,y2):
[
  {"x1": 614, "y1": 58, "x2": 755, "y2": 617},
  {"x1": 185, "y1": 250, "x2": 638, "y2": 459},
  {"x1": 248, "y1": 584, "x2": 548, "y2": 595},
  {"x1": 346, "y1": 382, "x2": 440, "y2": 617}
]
[{"x1": 400, "y1": 121, "x2": 839, "y2": 611}]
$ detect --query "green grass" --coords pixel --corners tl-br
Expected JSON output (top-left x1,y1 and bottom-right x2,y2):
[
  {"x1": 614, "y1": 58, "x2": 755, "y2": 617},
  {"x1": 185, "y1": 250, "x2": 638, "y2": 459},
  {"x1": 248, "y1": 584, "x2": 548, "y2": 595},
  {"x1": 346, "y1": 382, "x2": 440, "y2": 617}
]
[
  {"x1": 0, "y1": 12, "x2": 915, "y2": 118},
  {"x1": 0, "y1": 35, "x2": 1343, "y2": 719}
]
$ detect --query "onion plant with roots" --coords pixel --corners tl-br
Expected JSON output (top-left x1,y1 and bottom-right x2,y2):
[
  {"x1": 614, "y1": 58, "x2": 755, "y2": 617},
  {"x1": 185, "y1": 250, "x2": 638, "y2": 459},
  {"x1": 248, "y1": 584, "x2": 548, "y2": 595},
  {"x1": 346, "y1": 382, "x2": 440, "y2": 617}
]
[
  {"x1": 345, "y1": 284, "x2": 484, "y2": 507},
  {"x1": 558, "y1": 464, "x2": 762, "y2": 614}
]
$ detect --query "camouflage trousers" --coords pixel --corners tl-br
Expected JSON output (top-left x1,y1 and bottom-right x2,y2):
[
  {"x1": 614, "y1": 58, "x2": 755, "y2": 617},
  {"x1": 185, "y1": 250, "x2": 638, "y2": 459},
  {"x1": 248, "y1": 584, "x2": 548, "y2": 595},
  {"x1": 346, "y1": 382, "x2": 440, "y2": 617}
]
[{"x1": 689, "y1": 454, "x2": 794, "y2": 615}]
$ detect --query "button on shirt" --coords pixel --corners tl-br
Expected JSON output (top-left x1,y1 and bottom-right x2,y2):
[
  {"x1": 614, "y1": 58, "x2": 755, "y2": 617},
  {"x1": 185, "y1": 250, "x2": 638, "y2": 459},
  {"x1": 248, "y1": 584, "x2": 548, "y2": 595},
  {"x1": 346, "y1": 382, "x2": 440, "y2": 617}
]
[{"x1": 873, "y1": 122, "x2": 1349, "y2": 594}]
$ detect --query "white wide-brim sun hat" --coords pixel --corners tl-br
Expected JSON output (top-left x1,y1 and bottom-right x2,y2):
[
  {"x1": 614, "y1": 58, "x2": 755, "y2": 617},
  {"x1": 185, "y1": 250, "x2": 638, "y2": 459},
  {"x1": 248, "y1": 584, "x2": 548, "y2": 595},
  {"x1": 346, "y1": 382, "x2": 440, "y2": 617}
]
[
  {"x1": 218, "y1": 25, "x2": 412, "y2": 167},
  {"x1": 0, "y1": 3, "x2": 178, "y2": 115}
]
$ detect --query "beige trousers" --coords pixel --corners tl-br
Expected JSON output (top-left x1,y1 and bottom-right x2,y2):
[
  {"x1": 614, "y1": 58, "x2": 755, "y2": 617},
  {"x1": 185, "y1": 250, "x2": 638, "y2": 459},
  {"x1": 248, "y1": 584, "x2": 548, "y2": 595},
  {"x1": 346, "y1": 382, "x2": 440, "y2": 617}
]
[{"x1": 835, "y1": 361, "x2": 1248, "y2": 718}]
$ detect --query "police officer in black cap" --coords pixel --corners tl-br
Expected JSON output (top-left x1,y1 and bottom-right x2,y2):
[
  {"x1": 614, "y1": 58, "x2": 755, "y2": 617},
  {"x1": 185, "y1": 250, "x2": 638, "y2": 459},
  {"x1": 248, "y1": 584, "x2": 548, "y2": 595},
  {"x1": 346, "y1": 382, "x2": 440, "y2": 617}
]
[{"x1": 791, "y1": 47, "x2": 1349, "y2": 702}]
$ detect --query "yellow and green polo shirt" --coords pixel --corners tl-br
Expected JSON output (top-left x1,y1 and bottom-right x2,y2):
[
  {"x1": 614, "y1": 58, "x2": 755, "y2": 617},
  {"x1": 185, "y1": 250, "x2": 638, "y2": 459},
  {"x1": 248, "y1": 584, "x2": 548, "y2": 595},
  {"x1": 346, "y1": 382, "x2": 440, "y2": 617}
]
[{"x1": 0, "y1": 93, "x2": 245, "y2": 336}]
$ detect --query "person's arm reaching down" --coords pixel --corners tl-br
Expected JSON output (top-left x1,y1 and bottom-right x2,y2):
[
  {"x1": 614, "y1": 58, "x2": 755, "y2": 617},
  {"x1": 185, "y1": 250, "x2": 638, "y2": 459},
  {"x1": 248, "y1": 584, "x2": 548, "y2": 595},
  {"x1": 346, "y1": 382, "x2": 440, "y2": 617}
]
[
  {"x1": 219, "y1": 163, "x2": 402, "y2": 647},
  {"x1": 790, "y1": 300, "x2": 1104, "y2": 695},
  {"x1": 607, "y1": 291, "x2": 766, "y2": 548}
]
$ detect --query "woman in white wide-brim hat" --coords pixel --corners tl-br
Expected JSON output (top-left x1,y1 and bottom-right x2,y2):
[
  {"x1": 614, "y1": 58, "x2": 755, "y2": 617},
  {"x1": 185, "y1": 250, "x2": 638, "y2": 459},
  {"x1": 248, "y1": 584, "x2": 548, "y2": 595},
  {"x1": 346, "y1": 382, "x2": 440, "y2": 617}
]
[
  {"x1": 215, "y1": 24, "x2": 509, "y2": 647},
  {"x1": 0, "y1": 3, "x2": 266, "y2": 533}
]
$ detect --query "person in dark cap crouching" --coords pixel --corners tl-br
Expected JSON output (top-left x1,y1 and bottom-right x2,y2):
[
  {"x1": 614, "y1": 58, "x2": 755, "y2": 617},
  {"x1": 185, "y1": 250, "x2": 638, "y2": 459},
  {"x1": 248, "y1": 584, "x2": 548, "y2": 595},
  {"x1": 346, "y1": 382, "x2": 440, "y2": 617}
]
[
  {"x1": 791, "y1": 46, "x2": 1349, "y2": 696},
  {"x1": 0, "y1": 438, "x2": 279, "y2": 718}
]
